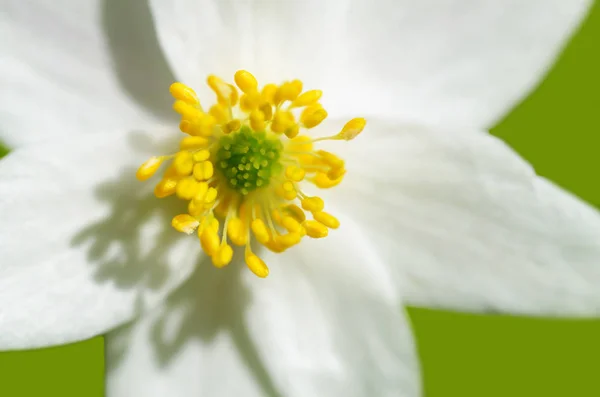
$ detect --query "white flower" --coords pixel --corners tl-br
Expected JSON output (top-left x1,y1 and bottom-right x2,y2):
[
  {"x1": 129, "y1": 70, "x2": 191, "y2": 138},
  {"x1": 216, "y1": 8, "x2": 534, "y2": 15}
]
[{"x1": 0, "y1": 1, "x2": 598, "y2": 397}]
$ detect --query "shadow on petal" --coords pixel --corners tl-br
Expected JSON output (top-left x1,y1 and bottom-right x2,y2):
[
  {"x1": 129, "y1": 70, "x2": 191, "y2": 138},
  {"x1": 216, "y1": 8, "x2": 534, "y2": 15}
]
[
  {"x1": 71, "y1": 129, "x2": 283, "y2": 397},
  {"x1": 101, "y1": 0, "x2": 176, "y2": 121},
  {"x1": 150, "y1": 261, "x2": 284, "y2": 397}
]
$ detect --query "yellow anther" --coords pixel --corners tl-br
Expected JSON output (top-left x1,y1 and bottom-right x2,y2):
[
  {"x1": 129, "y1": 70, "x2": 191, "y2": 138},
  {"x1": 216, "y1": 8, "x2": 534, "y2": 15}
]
[
  {"x1": 271, "y1": 110, "x2": 295, "y2": 134},
  {"x1": 261, "y1": 83, "x2": 277, "y2": 105},
  {"x1": 170, "y1": 82, "x2": 200, "y2": 106},
  {"x1": 136, "y1": 156, "x2": 164, "y2": 181},
  {"x1": 173, "y1": 100, "x2": 201, "y2": 120},
  {"x1": 204, "y1": 186, "x2": 218, "y2": 204},
  {"x1": 180, "y1": 136, "x2": 209, "y2": 150},
  {"x1": 251, "y1": 218, "x2": 270, "y2": 244},
  {"x1": 313, "y1": 171, "x2": 344, "y2": 188},
  {"x1": 301, "y1": 196, "x2": 324, "y2": 212},
  {"x1": 192, "y1": 149, "x2": 210, "y2": 162},
  {"x1": 139, "y1": 74, "x2": 365, "y2": 277},
  {"x1": 209, "y1": 104, "x2": 229, "y2": 124},
  {"x1": 173, "y1": 151, "x2": 194, "y2": 176},
  {"x1": 284, "y1": 124, "x2": 300, "y2": 139},
  {"x1": 281, "y1": 216, "x2": 303, "y2": 234},
  {"x1": 284, "y1": 190, "x2": 297, "y2": 201},
  {"x1": 259, "y1": 102, "x2": 273, "y2": 121},
  {"x1": 172, "y1": 214, "x2": 200, "y2": 235},
  {"x1": 276, "y1": 232, "x2": 302, "y2": 248},
  {"x1": 303, "y1": 220, "x2": 329, "y2": 238},
  {"x1": 188, "y1": 198, "x2": 204, "y2": 217},
  {"x1": 227, "y1": 217, "x2": 247, "y2": 246},
  {"x1": 154, "y1": 178, "x2": 178, "y2": 198},
  {"x1": 227, "y1": 84, "x2": 239, "y2": 106},
  {"x1": 193, "y1": 161, "x2": 214, "y2": 180},
  {"x1": 301, "y1": 105, "x2": 328, "y2": 128},
  {"x1": 224, "y1": 119, "x2": 241, "y2": 134},
  {"x1": 285, "y1": 204, "x2": 306, "y2": 222},
  {"x1": 271, "y1": 208, "x2": 283, "y2": 225},
  {"x1": 337, "y1": 118, "x2": 366, "y2": 141},
  {"x1": 206, "y1": 217, "x2": 220, "y2": 233},
  {"x1": 327, "y1": 166, "x2": 346, "y2": 180},
  {"x1": 317, "y1": 150, "x2": 344, "y2": 169},
  {"x1": 245, "y1": 252, "x2": 269, "y2": 278},
  {"x1": 179, "y1": 120, "x2": 192, "y2": 134},
  {"x1": 313, "y1": 211, "x2": 340, "y2": 229},
  {"x1": 240, "y1": 92, "x2": 261, "y2": 112},
  {"x1": 285, "y1": 165, "x2": 305, "y2": 182},
  {"x1": 207, "y1": 75, "x2": 234, "y2": 103},
  {"x1": 200, "y1": 227, "x2": 220, "y2": 256},
  {"x1": 181, "y1": 115, "x2": 216, "y2": 137},
  {"x1": 193, "y1": 181, "x2": 209, "y2": 201},
  {"x1": 250, "y1": 109, "x2": 266, "y2": 131},
  {"x1": 265, "y1": 239, "x2": 287, "y2": 253},
  {"x1": 192, "y1": 114, "x2": 218, "y2": 137},
  {"x1": 276, "y1": 80, "x2": 303, "y2": 103},
  {"x1": 234, "y1": 70, "x2": 259, "y2": 93},
  {"x1": 176, "y1": 177, "x2": 200, "y2": 200},
  {"x1": 281, "y1": 181, "x2": 297, "y2": 200},
  {"x1": 212, "y1": 243, "x2": 233, "y2": 268},
  {"x1": 291, "y1": 89, "x2": 322, "y2": 108},
  {"x1": 163, "y1": 165, "x2": 179, "y2": 179},
  {"x1": 290, "y1": 135, "x2": 313, "y2": 151}
]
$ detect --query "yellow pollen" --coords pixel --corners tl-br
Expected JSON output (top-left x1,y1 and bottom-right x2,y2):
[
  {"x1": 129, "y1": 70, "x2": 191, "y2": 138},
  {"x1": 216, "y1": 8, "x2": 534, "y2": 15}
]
[
  {"x1": 136, "y1": 156, "x2": 165, "y2": 181},
  {"x1": 137, "y1": 70, "x2": 366, "y2": 277}
]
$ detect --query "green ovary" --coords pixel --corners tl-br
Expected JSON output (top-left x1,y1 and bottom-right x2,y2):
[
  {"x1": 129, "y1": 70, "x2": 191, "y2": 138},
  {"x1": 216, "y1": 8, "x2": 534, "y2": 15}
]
[{"x1": 215, "y1": 125, "x2": 284, "y2": 195}]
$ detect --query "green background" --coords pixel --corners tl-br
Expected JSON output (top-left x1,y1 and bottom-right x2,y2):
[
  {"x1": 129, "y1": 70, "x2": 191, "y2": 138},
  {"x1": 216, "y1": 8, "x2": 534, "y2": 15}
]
[{"x1": 1, "y1": 2, "x2": 600, "y2": 396}]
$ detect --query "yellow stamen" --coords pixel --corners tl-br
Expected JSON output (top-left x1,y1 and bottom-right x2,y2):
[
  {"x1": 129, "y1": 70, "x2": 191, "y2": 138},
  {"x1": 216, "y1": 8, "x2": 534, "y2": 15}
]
[
  {"x1": 227, "y1": 216, "x2": 248, "y2": 246},
  {"x1": 209, "y1": 104, "x2": 230, "y2": 124},
  {"x1": 170, "y1": 82, "x2": 200, "y2": 106},
  {"x1": 245, "y1": 251, "x2": 269, "y2": 278},
  {"x1": 251, "y1": 218, "x2": 270, "y2": 244},
  {"x1": 337, "y1": 117, "x2": 367, "y2": 141},
  {"x1": 154, "y1": 178, "x2": 178, "y2": 198},
  {"x1": 180, "y1": 136, "x2": 210, "y2": 150},
  {"x1": 250, "y1": 109, "x2": 266, "y2": 131},
  {"x1": 234, "y1": 70, "x2": 259, "y2": 94},
  {"x1": 303, "y1": 220, "x2": 329, "y2": 238},
  {"x1": 172, "y1": 214, "x2": 200, "y2": 235},
  {"x1": 200, "y1": 225, "x2": 220, "y2": 256},
  {"x1": 136, "y1": 156, "x2": 165, "y2": 181},
  {"x1": 290, "y1": 89, "x2": 322, "y2": 108},
  {"x1": 300, "y1": 105, "x2": 328, "y2": 128},
  {"x1": 193, "y1": 161, "x2": 214, "y2": 180},
  {"x1": 176, "y1": 177, "x2": 200, "y2": 200},
  {"x1": 212, "y1": 243, "x2": 233, "y2": 268},
  {"x1": 285, "y1": 165, "x2": 305, "y2": 182},
  {"x1": 137, "y1": 71, "x2": 366, "y2": 277},
  {"x1": 301, "y1": 196, "x2": 324, "y2": 212},
  {"x1": 313, "y1": 211, "x2": 340, "y2": 229}
]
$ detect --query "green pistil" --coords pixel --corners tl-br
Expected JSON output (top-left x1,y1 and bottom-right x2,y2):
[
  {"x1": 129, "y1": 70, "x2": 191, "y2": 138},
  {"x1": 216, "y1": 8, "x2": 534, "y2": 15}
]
[{"x1": 216, "y1": 125, "x2": 283, "y2": 195}]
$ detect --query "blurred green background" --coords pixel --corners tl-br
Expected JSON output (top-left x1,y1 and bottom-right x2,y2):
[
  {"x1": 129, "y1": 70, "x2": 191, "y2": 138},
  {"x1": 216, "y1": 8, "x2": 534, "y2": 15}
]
[{"x1": 1, "y1": 2, "x2": 600, "y2": 397}]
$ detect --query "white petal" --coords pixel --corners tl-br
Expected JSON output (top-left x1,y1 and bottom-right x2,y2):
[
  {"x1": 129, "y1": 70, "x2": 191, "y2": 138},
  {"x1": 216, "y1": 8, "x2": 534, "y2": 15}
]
[
  {"x1": 106, "y1": 214, "x2": 421, "y2": 397},
  {"x1": 148, "y1": 0, "x2": 590, "y2": 127},
  {"x1": 146, "y1": 0, "x2": 245, "y2": 94},
  {"x1": 105, "y1": 264, "x2": 278, "y2": 397},
  {"x1": 244, "y1": 213, "x2": 420, "y2": 397},
  {"x1": 331, "y1": 119, "x2": 600, "y2": 316},
  {"x1": 0, "y1": 129, "x2": 200, "y2": 349},
  {"x1": 0, "y1": 0, "x2": 175, "y2": 148}
]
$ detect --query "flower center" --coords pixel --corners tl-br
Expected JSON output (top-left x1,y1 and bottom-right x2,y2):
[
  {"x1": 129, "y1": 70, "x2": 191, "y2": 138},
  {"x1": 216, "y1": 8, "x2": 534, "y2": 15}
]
[
  {"x1": 216, "y1": 126, "x2": 283, "y2": 195},
  {"x1": 136, "y1": 70, "x2": 366, "y2": 278}
]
